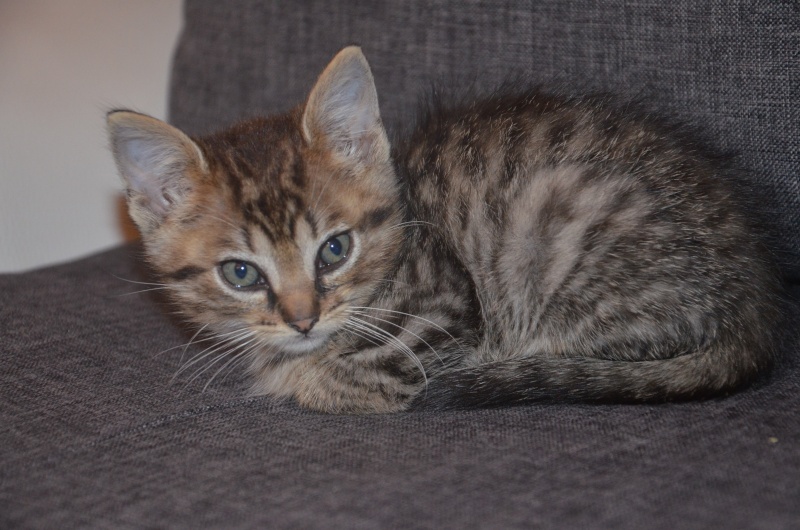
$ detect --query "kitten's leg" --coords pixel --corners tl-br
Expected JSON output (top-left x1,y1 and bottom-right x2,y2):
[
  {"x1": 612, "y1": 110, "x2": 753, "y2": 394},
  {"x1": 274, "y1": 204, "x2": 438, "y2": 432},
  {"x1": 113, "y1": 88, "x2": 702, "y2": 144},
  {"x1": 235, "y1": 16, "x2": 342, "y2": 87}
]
[
  {"x1": 249, "y1": 334, "x2": 435, "y2": 414},
  {"x1": 280, "y1": 350, "x2": 426, "y2": 413}
]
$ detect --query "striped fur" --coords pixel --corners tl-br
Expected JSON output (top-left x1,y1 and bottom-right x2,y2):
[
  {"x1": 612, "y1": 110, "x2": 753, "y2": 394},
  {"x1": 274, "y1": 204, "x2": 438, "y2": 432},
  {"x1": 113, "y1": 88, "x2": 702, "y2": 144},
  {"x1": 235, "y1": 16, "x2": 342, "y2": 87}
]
[{"x1": 109, "y1": 47, "x2": 781, "y2": 413}]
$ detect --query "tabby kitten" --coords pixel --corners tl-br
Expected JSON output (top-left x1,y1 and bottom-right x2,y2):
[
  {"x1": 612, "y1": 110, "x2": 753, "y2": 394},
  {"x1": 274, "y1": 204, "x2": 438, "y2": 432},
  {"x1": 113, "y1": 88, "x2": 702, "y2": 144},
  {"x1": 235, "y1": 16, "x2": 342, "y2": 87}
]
[{"x1": 108, "y1": 46, "x2": 780, "y2": 413}]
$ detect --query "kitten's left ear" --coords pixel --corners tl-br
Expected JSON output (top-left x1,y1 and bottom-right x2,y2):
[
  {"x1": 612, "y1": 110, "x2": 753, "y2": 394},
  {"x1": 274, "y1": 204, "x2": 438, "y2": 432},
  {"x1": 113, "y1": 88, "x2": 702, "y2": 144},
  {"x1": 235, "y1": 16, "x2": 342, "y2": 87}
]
[
  {"x1": 302, "y1": 46, "x2": 390, "y2": 164},
  {"x1": 107, "y1": 111, "x2": 208, "y2": 235}
]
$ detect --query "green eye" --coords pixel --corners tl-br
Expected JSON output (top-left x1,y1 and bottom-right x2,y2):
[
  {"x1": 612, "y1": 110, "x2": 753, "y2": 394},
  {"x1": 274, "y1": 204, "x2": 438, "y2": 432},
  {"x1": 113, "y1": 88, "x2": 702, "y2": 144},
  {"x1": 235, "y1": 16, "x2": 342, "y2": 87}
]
[
  {"x1": 317, "y1": 233, "x2": 351, "y2": 270},
  {"x1": 220, "y1": 260, "x2": 264, "y2": 288}
]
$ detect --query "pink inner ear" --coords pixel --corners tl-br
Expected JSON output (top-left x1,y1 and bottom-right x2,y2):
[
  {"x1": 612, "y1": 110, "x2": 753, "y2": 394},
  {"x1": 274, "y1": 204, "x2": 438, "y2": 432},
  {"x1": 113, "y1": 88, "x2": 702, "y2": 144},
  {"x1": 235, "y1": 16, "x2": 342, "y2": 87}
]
[
  {"x1": 113, "y1": 127, "x2": 196, "y2": 221},
  {"x1": 302, "y1": 49, "x2": 388, "y2": 163},
  {"x1": 109, "y1": 111, "x2": 204, "y2": 225},
  {"x1": 122, "y1": 138, "x2": 175, "y2": 217}
]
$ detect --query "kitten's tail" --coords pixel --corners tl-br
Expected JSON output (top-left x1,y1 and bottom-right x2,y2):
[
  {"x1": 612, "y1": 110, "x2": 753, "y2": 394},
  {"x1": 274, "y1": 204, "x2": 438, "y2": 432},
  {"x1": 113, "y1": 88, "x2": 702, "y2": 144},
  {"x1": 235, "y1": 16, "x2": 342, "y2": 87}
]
[{"x1": 412, "y1": 343, "x2": 772, "y2": 410}]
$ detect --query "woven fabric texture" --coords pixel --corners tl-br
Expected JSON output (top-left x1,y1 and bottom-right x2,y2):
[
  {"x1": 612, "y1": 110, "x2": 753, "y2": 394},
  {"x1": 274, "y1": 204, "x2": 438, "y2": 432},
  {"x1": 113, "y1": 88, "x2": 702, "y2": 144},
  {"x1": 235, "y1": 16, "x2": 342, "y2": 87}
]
[
  {"x1": 1, "y1": 245, "x2": 799, "y2": 527},
  {"x1": 170, "y1": 0, "x2": 800, "y2": 281}
]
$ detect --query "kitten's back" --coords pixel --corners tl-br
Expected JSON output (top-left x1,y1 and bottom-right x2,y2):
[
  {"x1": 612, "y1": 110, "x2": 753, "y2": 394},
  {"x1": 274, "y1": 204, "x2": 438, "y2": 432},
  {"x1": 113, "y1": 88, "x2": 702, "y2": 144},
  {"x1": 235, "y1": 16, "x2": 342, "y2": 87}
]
[{"x1": 402, "y1": 89, "x2": 781, "y2": 408}]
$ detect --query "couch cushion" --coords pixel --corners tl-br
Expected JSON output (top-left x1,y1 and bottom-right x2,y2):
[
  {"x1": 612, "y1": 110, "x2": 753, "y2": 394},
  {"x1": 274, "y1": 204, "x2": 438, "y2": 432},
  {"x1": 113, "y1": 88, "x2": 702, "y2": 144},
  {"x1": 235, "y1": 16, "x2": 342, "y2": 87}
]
[
  {"x1": 1, "y1": 244, "x2": 799, "y2": 527},
  {"x1": 170, "y1": 0, "x2": 800, "y2": 281}
]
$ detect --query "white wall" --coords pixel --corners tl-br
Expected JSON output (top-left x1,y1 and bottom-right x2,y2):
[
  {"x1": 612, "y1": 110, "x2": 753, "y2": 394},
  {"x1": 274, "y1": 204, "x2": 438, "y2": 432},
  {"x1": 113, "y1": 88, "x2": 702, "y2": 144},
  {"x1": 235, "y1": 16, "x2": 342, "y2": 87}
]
[{"x1": 0, "y1": 0, "x2": 183, "y2": 272}]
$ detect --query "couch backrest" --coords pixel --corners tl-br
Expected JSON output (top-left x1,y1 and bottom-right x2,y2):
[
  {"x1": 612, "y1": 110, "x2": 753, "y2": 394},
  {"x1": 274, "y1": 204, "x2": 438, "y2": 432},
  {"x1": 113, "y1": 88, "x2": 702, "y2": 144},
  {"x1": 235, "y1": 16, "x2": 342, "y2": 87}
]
[{"x1": 169, "y1": 0, "x2": 799, "y2": 281}]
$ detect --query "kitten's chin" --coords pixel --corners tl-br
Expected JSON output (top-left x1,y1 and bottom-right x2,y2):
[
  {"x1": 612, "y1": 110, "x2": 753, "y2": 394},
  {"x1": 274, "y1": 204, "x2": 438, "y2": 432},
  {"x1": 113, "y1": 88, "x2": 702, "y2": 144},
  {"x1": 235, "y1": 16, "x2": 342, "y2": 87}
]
[{"x1": 269, "y1": 331, "x2": 332, "y2": 356}]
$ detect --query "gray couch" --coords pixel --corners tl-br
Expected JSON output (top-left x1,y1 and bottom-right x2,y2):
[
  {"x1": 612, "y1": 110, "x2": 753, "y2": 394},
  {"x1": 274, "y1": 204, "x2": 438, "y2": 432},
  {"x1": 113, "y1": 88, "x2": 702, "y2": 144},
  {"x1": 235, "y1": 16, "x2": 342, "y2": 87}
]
[{"x1": 3, "y1": 1, "x2": 798, "y2": 527}]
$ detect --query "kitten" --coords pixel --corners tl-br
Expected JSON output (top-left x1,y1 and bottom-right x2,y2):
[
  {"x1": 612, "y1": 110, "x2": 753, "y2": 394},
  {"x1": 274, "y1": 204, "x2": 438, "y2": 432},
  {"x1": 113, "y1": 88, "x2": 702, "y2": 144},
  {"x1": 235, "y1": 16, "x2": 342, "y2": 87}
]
[{"x1": 108, "y1": 46, "x2": 781, "y2": 413}]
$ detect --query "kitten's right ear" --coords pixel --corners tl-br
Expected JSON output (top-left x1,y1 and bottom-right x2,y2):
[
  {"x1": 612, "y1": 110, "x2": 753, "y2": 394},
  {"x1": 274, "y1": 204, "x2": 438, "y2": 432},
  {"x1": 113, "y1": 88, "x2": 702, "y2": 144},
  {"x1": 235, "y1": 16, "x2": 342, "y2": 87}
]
[
  {"x1": 302, "y1": 47, "x2": 390, "y2": 165},
  {"x1": 107, "y1": 111, "x2": 207, "y2": 234}
]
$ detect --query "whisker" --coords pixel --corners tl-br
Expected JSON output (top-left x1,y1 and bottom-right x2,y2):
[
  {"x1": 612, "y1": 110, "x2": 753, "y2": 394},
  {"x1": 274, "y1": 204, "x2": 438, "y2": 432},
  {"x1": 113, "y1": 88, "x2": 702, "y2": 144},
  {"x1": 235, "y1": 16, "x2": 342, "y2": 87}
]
[
  {"x1": 154, "y1": 323, "x2": 212, "y2": 358},
  {"x1": 173, "y1": 328, "x2": 252, "y2": 381},
  {"x1": 179, "y1": 326, "x2": 251, "y2": 356},
  {"x1": 348, "y1": 306, "x2": 465, "y2": 353},
  {"x1": 345, "y1": 321, "x2": 413, "y2": 372},
  {"x1": 204, "y1": 335, "x2": 269, "y2": 390},
  {"x1": 111, "y1": 275, "x2": 167, "y2": 287},
  {"x1": 347, "y1": 310, "x2": 444, "y2": 365},
  {"x1": 218, "y1": 336, "x2": 270, "y2": 385},
  {"x1": 345, "y1": 316, "x2": 428, "y2": 387},
  {"x1": 183, "y1": 334, "x2": 258, "y2": 389},
  {"x1": 386, "y1": 220, "x2": 436, "y2": 229},
  {"x1": 179, "y1": 323, "x2": 210, "y2": 363},
  {"x1": 312, "y1": 171, "x2": 336, "y2": 212},
  {"x1": 113, "y1": 286, "x2": 172, "y2": 297},
  {"x1": 345, "y1": 318, "x2": 397, "y2": 348},
  {"x1": 341, "y1": 322, "x2": 385, "y2": 348},
  {"x1": 193, "y1": 335, "x2": 261, "y2": 391}
]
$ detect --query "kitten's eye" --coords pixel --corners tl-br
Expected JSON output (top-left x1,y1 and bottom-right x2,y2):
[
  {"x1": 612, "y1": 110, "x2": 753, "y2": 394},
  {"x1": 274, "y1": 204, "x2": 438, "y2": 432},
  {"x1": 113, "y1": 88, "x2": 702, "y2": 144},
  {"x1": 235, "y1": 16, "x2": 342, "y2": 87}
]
[
  {"x1": 220, "y1": 260, "x2": 264, "y2": 288},
  {"x1": 317, "y1": 233, "x2": 351, "y2": 270}
]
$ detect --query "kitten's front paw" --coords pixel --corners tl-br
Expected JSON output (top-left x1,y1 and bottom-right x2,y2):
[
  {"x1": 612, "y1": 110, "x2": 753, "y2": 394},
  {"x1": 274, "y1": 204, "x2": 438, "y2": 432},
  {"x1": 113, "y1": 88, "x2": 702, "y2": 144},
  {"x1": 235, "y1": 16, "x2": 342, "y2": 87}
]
[
  {"x1": 295, "y1": 388, "x2": 412, "y2": 414},
  {"x1": 295, "y1": 365, "x2": 418, "y2": 414},
  {"x1": 250, "y1": 353, "x2": 422, "y2": 414},
  {"x1": 248, "y1": 334, "x2": 431, "y2": 413}
]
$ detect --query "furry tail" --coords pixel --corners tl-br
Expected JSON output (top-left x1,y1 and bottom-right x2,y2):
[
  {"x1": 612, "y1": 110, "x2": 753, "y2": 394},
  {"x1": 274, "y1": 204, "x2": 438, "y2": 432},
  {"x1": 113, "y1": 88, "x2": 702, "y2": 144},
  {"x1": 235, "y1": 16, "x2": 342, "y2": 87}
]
[{"x1": 411, "y1": 344, "x2": 771, "y2": 410}]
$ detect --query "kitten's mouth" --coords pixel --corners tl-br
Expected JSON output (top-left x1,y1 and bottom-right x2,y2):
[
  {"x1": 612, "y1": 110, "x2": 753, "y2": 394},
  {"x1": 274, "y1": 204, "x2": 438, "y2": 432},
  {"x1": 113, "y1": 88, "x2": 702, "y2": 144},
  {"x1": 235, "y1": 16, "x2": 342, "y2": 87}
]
[{"x1": 275, "y1": 330, "x2": 331, "y2": 355}]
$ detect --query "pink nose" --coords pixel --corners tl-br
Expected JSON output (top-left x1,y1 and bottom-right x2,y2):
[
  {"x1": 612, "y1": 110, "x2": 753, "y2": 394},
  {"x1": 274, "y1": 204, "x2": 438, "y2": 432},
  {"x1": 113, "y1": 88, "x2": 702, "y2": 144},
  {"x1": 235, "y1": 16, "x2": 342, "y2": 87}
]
[{"x1": 288, "y1": 317, "x2": 317, "y2": 334}]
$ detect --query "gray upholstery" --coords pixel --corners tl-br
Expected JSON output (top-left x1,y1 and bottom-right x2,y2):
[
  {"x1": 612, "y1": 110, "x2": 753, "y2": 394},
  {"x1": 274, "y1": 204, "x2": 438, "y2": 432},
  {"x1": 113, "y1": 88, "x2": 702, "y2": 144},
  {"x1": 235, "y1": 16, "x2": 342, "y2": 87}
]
[{"x1": 2, "y1": 1, "x2": 799, "y2": 527}]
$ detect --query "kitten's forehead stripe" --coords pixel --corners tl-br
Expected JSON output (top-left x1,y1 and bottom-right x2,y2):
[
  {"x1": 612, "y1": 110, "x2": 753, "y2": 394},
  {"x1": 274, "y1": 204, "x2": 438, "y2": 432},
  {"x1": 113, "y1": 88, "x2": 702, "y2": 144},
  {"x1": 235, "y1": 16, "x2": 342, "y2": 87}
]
[
  {"x1": 241, "y1": 227, "x2": 255, "y2": 253},
  {"x1": 359, "y1": 207, "x2": 394, "y2": 231},
  {"x1": 244, "y1": 202, "x2": 277, "y2": 243},
  {"x1": 291, "y1": 154, "x2": 306, "y2": 188},
  {"x1": 251, "y1": 191, "x2": 307, "y2": 244},
  {"x1": 304, "y1": 210, "x2": 319, "y2": 238},
  {"x1": 215, "y1": 150, "x2": 244, "y2": 205}
]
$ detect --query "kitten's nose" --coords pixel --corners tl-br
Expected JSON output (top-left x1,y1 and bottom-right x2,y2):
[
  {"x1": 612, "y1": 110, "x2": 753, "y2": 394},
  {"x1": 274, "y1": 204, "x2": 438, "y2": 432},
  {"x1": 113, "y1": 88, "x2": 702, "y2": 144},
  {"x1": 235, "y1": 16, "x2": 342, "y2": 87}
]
[
  {"x1": 288, "y1": 317, "x2": 318, "y2": 334},
  {"x1": 279, "y1": 288, "x2": 319, "y2": 335}
]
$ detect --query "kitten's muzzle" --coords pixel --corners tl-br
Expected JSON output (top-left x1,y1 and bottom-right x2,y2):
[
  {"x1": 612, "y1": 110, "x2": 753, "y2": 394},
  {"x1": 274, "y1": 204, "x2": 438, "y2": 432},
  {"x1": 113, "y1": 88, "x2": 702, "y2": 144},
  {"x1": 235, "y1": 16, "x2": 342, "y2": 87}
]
[{"x1": 278, "y1": 290, "x2": 320, "y2": 335}]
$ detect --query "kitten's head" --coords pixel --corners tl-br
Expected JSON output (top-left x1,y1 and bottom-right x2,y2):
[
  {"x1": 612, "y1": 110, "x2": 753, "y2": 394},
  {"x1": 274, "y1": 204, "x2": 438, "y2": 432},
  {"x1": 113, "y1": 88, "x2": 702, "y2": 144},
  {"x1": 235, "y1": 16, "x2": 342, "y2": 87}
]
[{"x1": 108, "y1": 47, "x2": 402, "y2": 356}]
